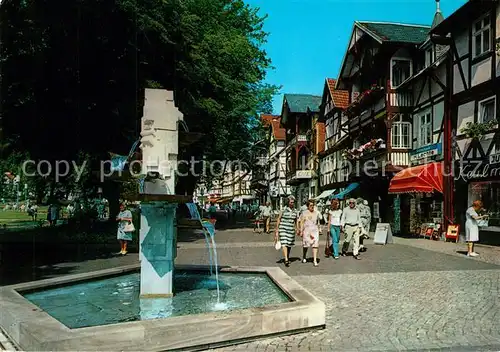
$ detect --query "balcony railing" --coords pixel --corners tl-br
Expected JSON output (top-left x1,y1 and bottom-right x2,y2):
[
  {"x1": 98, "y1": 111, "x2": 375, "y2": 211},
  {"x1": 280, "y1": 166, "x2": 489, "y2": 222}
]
[
  {"x1": 388, "y1": 91, "x2": 413, "y2": 108},
  {"x1": 287, "y1": 134, "x2": 308, "y2": 147}
]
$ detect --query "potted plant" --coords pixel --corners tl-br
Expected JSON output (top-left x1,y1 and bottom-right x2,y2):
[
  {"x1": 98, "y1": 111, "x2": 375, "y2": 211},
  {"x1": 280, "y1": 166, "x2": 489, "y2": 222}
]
[{"x1": 460, "y1": 120, "x2": 498, "y2": 140}]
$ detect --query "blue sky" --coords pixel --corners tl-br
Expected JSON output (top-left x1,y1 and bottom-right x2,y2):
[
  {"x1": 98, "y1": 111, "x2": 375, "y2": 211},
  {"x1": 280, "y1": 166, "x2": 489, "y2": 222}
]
[{"x1": 245, "y1": 0, "x2": 467, "y2": 114}]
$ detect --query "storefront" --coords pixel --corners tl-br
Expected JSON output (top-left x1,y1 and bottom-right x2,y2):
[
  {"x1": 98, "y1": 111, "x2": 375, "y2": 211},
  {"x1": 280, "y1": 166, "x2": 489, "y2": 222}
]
[
  {"x1": 455, "y1": 156, "x2": 500, "y2": 243},
  {"x1": 388, "y1": 162, "x2": 443, "y2": 236}
]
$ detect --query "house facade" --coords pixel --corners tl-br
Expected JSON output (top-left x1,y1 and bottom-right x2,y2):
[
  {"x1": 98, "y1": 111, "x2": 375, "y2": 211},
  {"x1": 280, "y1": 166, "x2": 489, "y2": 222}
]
[
  {"x1": 335, "y1": 20, "x2": 432, "y2": 224},
  {"x1": 261, "y1": 114, "x2": 289, "y2": 209},
  {"x1": 431, "y1": 0, "x2": 500, "y2": 238},
  {"x1": 318, "y1": 79, "x2": 350, "y2": 201},
  {"x1": 281, "y1": 94, "x2": 322, "y2": 206}
]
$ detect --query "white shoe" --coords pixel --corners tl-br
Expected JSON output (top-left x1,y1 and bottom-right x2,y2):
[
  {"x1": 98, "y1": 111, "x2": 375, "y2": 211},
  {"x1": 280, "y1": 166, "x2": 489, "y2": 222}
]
[
  {"x1": 467, "y1": 252, "x2": 479, "y2": 257},
  {"x1": 302, "y1": 258, "x2": 307, "y2": 263}
]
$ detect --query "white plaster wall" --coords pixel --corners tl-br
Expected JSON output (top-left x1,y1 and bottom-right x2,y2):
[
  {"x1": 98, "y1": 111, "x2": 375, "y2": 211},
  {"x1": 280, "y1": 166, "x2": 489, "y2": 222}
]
[
  {"x1": 431, "y1": 65, "x2": 446, "y2": 97},
  {"x1": 454, "y1": 30, "x2": 469, "y2": 57},
  {"x1": 471, "y1": 57, "x2": 492, "y2": 87},
  {"x1": 453, "y1": 59, "x2": 469, "y2": 94},
  {"x1": 412, "y1": 80, "x2": 424, "y2": 104},
  {"x1": 456, "y1": 101, "x2": 475, "y2": 136}
]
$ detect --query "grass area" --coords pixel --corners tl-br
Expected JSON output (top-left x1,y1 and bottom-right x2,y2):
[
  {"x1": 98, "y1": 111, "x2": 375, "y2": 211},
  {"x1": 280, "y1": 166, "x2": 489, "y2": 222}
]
[{"x1": 0, "y1": 207, "x2": 48, "y2": 229}]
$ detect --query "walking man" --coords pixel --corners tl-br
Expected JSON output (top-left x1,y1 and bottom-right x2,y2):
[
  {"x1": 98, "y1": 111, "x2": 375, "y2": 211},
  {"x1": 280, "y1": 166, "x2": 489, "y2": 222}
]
[
  {"x1": 357, "y1": 198, "x2": 371, "y2": 253},
  {"x1": 340, "y1": 198, "x2": 362, "y2": 260}
]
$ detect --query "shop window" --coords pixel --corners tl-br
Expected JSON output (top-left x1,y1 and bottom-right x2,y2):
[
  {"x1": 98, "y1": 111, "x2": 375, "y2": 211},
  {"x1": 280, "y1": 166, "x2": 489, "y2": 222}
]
[
  {"x1": 468, "y1": 181, "x2": 500, "y2": 226},
  {"x1": 478, "y1": 96, "x2": 496, "y2": 124},
  {"x1": 419, "y1": 112, "x2": 432, "y2": 146},
  {"x1": 392, "y1": 121, "x2": 412, "y2": 149},
  {"x1": 391, "y1": 58, "x2": 412, "y2": 87},
  {"x1": 473, "y1": 14, "x2": 491, "y2": 58}
]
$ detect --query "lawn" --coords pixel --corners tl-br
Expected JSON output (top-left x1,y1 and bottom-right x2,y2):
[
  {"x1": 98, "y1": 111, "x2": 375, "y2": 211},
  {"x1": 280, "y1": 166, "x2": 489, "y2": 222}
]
[{"x1": 0, "y1": 207, "x2": 48, "y2": 230}]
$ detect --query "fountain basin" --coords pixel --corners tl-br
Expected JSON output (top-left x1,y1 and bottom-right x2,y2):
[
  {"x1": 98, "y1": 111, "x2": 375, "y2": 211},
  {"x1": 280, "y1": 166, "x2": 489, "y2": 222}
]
[{"x1": 0, "y1": 265, "x2": 325, "y2": 351}]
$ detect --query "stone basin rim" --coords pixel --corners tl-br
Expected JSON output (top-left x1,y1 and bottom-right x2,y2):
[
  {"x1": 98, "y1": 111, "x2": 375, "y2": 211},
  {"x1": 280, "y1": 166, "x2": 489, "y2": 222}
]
[{"x1": 0, "y1": 264, "x2": 326, "y2": 351}]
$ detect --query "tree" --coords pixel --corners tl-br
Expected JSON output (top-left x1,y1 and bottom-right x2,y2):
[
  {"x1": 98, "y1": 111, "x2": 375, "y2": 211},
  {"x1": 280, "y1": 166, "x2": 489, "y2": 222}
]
[{"x1": 0, "y1": 0, "x2": 278, "y2": 201}]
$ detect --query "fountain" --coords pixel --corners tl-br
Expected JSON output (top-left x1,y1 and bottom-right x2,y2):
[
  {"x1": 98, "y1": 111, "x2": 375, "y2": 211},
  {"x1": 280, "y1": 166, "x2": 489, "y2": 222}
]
[{"x1": 0, "y1": 89, "x2": 325, "y2": 351}]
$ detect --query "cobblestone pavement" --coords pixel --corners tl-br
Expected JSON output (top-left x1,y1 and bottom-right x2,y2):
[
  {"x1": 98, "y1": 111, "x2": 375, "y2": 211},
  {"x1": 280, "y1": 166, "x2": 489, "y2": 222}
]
[{"x1": 2, "y1": 228, "x2": 500, "y2": 351}]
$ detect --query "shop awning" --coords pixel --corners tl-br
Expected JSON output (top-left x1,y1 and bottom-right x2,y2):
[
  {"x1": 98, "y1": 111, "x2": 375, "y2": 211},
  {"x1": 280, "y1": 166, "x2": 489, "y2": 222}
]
[
  {"x1": 388, "y1": 162, "x2": 443, "y2": 194},
  {"x1": 332, "y1": 183, "x2": 359, "y2": 199},
  {"x1": 314, "y1": 189, "x2": 336, "y2": 200}
]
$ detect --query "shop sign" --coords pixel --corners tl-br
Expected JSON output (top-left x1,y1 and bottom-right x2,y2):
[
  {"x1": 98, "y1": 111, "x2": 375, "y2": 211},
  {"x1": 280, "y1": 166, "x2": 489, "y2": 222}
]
[
  {"x1": 489, "y1": 152, "x2": 500, "y2": 165},
  {"x1": 455, "y1": 161, "x2": 500, "y2": 182},
  {"x1": 409, "y1": 143, "x2": 442, "y2": 164}
]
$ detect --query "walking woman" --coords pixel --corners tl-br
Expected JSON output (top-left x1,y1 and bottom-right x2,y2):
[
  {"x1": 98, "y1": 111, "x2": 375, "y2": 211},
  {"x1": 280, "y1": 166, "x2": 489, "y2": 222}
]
[
  {"x1": 116, "y1": 203, "x2": 134, "y2": 255},
  {"x1": 465, "y1": 200, "x2": 487, "y2": 257},
  {"x1": 274, "y1": 196, "x2": 299, "y2": 267},
  {"x1": 328, "y1": 199, "x2": 342, "y2": 259},
  {"x1": 299, "y1": 200, "x2": 321, "y2": 266}
]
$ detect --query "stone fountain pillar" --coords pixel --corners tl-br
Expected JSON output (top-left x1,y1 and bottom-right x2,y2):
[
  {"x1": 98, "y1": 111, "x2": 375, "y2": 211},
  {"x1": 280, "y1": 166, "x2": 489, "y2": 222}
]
[{"x1": 138, "y1": 89, "x2": 184, "y2": 300}]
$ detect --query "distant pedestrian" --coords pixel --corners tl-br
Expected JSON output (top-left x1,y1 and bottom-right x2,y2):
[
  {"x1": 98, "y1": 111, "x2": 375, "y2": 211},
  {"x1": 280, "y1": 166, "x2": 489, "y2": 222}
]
[
  {"x1": 274, "y1": 196, "x2": 299, "y2": 267},
  {"x1": 465, "y1": 200, "x2": 487, "y2": 257},
  {"x1": 340, "y1": 198, "x2": 362, "y2": 260},
  {"x1": 357, "y1": 198, "x2": 371, "y2": 253},
  {"x1": 116, "y1": 203, "x2": 134, "y2": 255},
  {"x1": 327, "y1": 199, "x2": 342, "y2": 259},
  {"x1": 299, "y1": 200, "x2": 321, "y2": 266},
  {"x1": 208, "y1": 202, "x2": 217, "y2": 220},
  {"x1": 261, "y1": 201, "x2": 272, "y2": 233}
]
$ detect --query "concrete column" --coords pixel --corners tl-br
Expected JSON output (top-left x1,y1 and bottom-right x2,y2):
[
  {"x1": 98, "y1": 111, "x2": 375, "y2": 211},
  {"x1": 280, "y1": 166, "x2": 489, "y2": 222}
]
[{"x1": 140, "y1": 201, "x2": 177, "y2": 298}]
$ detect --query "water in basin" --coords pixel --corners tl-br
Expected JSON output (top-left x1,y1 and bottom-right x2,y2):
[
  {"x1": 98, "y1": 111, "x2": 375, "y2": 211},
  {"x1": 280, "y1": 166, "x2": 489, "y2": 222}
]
[{"x1": 23, "y1": 271, "x2": 291, "y2": 329}]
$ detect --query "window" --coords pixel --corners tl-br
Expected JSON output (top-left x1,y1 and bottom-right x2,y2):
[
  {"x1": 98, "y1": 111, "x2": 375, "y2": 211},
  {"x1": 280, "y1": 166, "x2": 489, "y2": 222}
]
[
  {"x1": 419, "y1": 112, "x2": 432, "y2": 146},
  {"x1": 391, "y1": 58, "x2": 412, "y2": 87},
  {"x1": 478, "y1": 96, "x2": 496, "y2": 124},
  {"x1": 392, "y1": 122, "x2": 412, "y2": 149},
  {"x1": 473, "y1": 14, "x2": 491, "y2": 58}
]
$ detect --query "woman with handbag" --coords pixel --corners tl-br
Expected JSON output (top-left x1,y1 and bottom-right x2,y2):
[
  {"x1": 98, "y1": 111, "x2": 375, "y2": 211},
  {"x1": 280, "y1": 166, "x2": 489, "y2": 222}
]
[
  {"x1": 465, "y1": 200, "x2": 488, "y2": 257},
  {"x1": 116, "y1": 203, "x2": 134, "y2": 255}
]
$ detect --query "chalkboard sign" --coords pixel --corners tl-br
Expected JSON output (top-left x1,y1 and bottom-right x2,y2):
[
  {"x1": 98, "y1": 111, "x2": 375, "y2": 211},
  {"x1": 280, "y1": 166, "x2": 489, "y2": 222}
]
[{"x1": 373, "y1": 223, "x2": 393, "y2": 245}]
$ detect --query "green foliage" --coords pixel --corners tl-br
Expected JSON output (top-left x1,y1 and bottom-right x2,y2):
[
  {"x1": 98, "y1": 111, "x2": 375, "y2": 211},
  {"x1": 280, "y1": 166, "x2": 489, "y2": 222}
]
[
  {"x1": 0, "y1": 0, "x2": 278, "y2": 197},
  {"x1": 460, "y1": 120, "x2": 498, "y2": 139}
]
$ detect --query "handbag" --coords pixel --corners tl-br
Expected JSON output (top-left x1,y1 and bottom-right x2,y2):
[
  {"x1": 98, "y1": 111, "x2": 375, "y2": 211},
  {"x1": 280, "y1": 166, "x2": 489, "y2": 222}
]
[
  {"x1": 123, "y1": 221, "x2": 135, "y2": 232},
  {"x1": 274, "y1": 240, "x2": 281, "y2": 250}
]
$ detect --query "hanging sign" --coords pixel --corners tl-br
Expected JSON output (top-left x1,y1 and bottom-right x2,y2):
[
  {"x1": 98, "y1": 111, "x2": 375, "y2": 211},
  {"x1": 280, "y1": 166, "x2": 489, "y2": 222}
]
[
  {"x1": 409, "y1": 143, "x2": 442, "y2": 164},
  {"x1": 489, "y1": 153, "x2": 500, "y2": 165}
]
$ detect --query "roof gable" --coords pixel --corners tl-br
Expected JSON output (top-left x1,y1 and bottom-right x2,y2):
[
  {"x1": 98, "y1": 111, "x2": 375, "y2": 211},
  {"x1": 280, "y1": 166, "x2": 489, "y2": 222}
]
[
  {"x1": 357, "y1": 21, "x2": 430, "y2": 44},
  {"x1": 284, "y1": 94, "x2": 322, "y2": 113},
  {"x1": 270, "y1": 118, "x2": 285, "y2": 140},
  {"x1": 326, "y1": 78, "x2": 349, "y2": 109}
]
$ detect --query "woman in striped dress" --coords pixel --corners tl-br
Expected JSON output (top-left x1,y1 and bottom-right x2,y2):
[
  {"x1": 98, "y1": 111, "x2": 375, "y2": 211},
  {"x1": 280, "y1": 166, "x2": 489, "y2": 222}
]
[{"x1": 274, "y1": 196, "x2": 299, "y2": 267}]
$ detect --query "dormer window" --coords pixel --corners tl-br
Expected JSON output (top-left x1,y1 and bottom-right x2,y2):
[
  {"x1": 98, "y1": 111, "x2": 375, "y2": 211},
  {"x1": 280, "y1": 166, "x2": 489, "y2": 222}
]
[
  {"x1": 391, "y1": 58, "x2": 412, "y2": 88},
  {"x1": 425, "y1": 46, "x2": 435, "y2": 67},
  {"x1": 473, "y1": 13, "x2": 491, "y2": 58}
]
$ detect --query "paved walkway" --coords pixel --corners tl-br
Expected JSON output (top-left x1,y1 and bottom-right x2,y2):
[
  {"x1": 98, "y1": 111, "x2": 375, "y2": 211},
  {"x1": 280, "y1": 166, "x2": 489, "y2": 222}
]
[{"x1": 1, "y1": 228, "x2": 500, "y2": 351}]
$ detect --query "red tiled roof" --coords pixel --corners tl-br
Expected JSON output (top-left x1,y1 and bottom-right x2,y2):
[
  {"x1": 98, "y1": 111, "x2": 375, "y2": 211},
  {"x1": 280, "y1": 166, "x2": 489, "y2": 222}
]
[
  {"x1": 260, "y1": 114, "x2": 275, "y2": 127},
  {"x1": 326, "y1": 78, "x2": 349, "y2": 109},
  {"x1": 261, "y1": 114, "x2": 285, "y2": 140},
  {"x1": 271, "y1": 118, "x2": 286, "y2": 140}
]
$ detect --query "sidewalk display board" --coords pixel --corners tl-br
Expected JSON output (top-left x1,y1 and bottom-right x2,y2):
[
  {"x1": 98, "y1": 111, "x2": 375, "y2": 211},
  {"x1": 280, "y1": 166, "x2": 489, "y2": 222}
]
[
  {"x1": 445, "y1": 224, "x2": 460, "y2": 243},
  {"x1": 373, "y1": 223, "x2": 393, "y2": 245}
]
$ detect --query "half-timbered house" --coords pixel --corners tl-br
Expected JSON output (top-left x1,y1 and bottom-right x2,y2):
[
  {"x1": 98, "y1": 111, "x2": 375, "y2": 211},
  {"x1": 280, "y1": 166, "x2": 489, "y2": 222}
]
[
  {"x1": 387, "y1": 0, "x2": 448, "y2": 235},
  {"x1": 281, "y1": 94, "x2": 322, "y2": 206},
  {"x1": 336, "y1": 20, "x2": 431, "y2": 222},
  {"x1": 431, "y1": 0, "x2": 500, "y2": 241},
  {"x1": 318, "y1": 79, "x2": 350, "y2": 201},
  {"x1": 260, "y1": 114, "x2": 289, "y2": 209}
]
